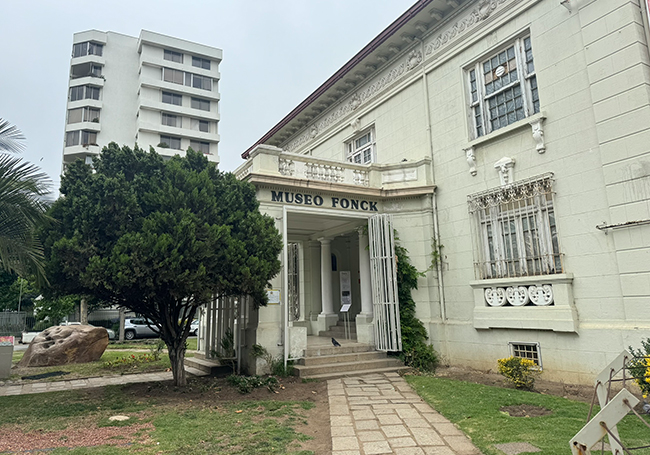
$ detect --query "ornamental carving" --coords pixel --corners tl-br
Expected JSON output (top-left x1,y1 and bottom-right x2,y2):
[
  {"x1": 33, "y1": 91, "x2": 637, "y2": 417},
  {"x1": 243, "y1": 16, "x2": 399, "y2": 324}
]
[
  {"x1": 279, "y1": 158, "x2": 295, "y2": 176},
  {"x1": 468, "y1": 173, "x2": 554, "y2": 213},
  {"x1": 484, "y1": 284, "x2": 554, "y2": 307},
  {"x1": 284, "y1": 0, "x2": 516, "y2": 154},
  {"x1": 406, "y1": 50, "x2": 422, "y2": 70}
]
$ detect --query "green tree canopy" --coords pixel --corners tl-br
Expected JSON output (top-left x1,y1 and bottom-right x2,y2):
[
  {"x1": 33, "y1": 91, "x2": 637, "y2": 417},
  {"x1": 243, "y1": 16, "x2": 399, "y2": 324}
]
[
  {"x1": 0, "y1": 119, "x2": 52, "y2": 283},
  {"x1": 42, "y1": 143, "x2": 282, "y2": 385}
]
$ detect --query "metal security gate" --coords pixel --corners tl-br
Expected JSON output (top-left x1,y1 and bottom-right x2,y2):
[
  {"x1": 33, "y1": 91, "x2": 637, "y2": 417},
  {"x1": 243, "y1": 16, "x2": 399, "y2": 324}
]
[
  {"x1": 287, "y1": 242, "x2": 300, "y2": 321},
  {"x1": 368, "y1": 214, "x2": 402, "y2": 352},
  {"x1": 201, "y1": 295, "x2": 248, "y2": 374}
]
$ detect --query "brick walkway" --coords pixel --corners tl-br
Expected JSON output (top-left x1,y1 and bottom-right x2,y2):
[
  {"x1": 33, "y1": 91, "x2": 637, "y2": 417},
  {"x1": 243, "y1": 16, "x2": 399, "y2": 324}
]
[
  {"x1": 0, "y1": 371, "x2": 173, "y2": 396},
  {"x1": 328, "y1": 372, "x2": 482, "y2": 455}
]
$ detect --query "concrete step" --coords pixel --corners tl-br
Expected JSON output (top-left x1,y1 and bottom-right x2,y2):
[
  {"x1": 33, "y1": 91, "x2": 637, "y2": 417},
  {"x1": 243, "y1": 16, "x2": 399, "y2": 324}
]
[
  {"x1": 298, "y1": 351, "x2": 386, "y2": 366},
  {"x1": 305, "y1": 343, "x2": 374, "y2": 357},
  {"x1": 184, "y1": 366, "x2": 209, "y2": 377},
  {"x1": 298, "y1": 365, "x2": 411, "y2": 380},
  {"x1": 318, "y1": 330, "x2": 357, "y2": 340},
  {"x1": 293, "y1": 357, "x2": 404, "y2": 377},
  {"x1": 184, "y1": 357, "x2": 232, "y2": 376},
  {"x1": 322, "y1": 325, "x2": 356, "y2": 334}
]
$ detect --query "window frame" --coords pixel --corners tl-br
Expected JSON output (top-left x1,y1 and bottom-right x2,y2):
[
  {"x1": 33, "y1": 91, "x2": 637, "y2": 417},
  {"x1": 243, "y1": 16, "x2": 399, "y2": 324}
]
[
  {"x1": 468, "y1": 174, "x2": 562, "y2": 280},
  {"x1": 192, "y1": 56, "x2": 211, "y2": 70},
  {"x1": 191, "y1": 118, "x2": 210, "y2": 132},
  {"x1": 185, "y1": 72, "x2": 212, "y2": 91},
  {"x1": 191, "y1": 97, "x2": 210, "y2": 111},
  {"x1": 163, "y1": 49, "x2": 183, "y2": 64},
  {"x1": 159, "y1": 135, "x2": 182, "y2": 150},
  {"x1": 72, "y1": 41, "x2": 103, "y2": 58},
  {"x1": 162, "y1": 91, "x2": 182, "y2": 106},
  {"x1": 162, "y1": 113, "x2": 181, "y2": 128},
  {"x1": 345, "y1": 128, "x2": 376, "y2": 165},
  {"x1": 509, "y1": 342, "x2": 542, "y2": 369},
  {"x1": 467, "y1": 35, "x2": 539, "y2": 139},
  {"x1": 189, "y1": 140, "x2": 210, "y2": 154},
  {"x1": 70, "y1": 85, "x2": 100, "y2": 101},
  {"x1": 67, "y1": 107, "x2": 100, "y2": 124},
  {"x1": 163, "y1": 67, "x2": 184, "y2": 85}
]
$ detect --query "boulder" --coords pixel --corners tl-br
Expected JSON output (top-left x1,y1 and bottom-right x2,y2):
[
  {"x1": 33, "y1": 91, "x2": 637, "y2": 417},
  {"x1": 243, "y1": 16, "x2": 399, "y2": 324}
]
[{"x1": 18, "y1": 325, "x2": 109, "y2": 367}]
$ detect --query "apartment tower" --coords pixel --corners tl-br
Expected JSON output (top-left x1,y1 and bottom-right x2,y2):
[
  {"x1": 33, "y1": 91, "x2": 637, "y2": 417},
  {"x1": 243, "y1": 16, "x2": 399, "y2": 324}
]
[{"x1": 63, "y1": 30, "x2": 221, "y2": 168}]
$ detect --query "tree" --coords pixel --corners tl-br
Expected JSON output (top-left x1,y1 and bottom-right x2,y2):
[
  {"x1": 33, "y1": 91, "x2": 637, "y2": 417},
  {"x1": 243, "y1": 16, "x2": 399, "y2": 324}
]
[
  {"x1": 42, "y1": 143, "x2": 282, "y2": 386},
  {"x1": 0, "y1": 119, "x2": 51, "y2": 284},
  {"x1": 0, "y1": 271, "x2": 39, "y2": 312}
]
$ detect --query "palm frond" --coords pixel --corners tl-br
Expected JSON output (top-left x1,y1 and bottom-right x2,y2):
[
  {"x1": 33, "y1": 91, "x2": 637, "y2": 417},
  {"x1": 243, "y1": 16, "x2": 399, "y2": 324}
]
[{"x1": 0, "y1": 119, "x2": 26, "y2": 154}]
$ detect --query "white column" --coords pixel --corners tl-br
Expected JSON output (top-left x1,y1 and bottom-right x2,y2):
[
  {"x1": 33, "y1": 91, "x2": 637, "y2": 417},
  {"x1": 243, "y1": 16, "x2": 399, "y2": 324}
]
[
  {"x1": 358, "y1": 228, "x2": 373, "y2": 317},
  {"x1": 319, "y1": 238, "x2": 334, "y2": 315}
]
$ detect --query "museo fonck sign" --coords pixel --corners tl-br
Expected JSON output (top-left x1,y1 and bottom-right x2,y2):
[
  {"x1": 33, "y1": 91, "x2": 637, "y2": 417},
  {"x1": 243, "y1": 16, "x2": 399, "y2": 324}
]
[{"x1": 271, "y1": 191, "x2": 378, "y2": 212}]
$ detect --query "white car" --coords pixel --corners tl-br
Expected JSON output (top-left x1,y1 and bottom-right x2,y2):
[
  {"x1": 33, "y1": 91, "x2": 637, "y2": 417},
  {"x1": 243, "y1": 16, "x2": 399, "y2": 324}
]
[{"x1": 190, "y1": 319, "x2": 199, "y2": 336}]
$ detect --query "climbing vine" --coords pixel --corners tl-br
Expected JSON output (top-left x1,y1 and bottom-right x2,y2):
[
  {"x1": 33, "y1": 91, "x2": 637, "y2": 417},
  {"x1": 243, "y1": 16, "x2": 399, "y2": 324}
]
[{"x1": 395, "y1": 235, "x2": 439, "y2": 372}]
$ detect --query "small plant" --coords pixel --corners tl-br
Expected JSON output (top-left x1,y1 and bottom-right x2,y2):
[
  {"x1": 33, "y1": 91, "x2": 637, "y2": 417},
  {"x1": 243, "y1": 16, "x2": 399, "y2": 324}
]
[
  {"x1": 157, "y1": 142, "x2": 169, "y2": 148},
  {"x1": 226, "y1": 374, "x2": 279, "y2": 394},
  {"x1": 629, "y1": 338, "x2": 650, "y2": 399},
  {"x1": 497, "y1": 356, "x2": 540, "y2": 390},
  {"x1": 402, "y1": 342, "x2": 439, "y2": 372},
  {"x1": 251, "y1": 343, "x2": 294, "y2": 377},
  {"x1": 149, "y1": 339, "x2": 166, "y2": 361}
]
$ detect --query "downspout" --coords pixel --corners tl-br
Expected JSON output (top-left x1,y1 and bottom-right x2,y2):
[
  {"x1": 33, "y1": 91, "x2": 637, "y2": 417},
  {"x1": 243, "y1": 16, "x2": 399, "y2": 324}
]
[
  {"x1": 282, "y1": 206, "x2": 289, "y2": 370},
  {"x1": 417, "y1": 38, "x2": 447, "y2": 324}
]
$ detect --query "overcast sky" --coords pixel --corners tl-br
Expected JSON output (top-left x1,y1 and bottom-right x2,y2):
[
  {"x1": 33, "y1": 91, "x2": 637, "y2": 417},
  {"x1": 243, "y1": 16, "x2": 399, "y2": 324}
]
[{"x1": 1, "y1": 0, "x2": 414, "y2": 191}]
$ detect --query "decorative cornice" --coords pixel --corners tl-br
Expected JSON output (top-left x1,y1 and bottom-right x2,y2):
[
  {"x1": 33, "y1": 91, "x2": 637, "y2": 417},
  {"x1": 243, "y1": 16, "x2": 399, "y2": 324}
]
[{"x1": 283, "y1": 0, "x2": 515, "y2": 154}]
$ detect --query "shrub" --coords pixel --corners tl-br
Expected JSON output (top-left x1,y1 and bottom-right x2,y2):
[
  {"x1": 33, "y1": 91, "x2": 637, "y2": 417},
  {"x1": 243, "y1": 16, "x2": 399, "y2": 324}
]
[
  {"x1": 395, "y1": 237, "x2": 440, "y2": 373},
  {"x1": 629, "y1": 338, "x2": 650, "y2": 399},
  {"x1": 251, "y1": 343, "x2": 294, "y2": 377},
  {"x1": 497, "y1": 356, "x2": 539, "y2": 390}
]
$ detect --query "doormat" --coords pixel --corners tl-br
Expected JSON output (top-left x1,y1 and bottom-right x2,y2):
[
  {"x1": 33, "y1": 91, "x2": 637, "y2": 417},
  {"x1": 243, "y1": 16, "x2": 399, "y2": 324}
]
[{"x1": 21, "y1": 371, "x2": 70, "y2": 380}]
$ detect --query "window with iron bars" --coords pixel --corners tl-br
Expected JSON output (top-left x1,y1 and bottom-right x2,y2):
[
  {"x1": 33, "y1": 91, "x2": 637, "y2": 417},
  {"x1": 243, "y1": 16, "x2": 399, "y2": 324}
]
[
  {"x1": 468, "y1": 35, "x2": 539, "y2": 138},
  {"x1": 468, "y1": 173, "x2": 562, "y2": 279}
]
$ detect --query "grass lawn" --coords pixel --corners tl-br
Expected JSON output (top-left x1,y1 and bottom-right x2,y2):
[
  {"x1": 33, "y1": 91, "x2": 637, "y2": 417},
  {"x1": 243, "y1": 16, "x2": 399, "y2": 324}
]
[
  {"x1": 107, "y1": 337, "x2": 198, "y2": 351},
  {"x1": 9, "y1": 349, "x2": 173, "y2": 382},
  {"x1": 0, "y1": 384, "x2": 315, "y2": 454},
  {"x1": 407, "y1": 375, "x2": 650, "y2": 455}
]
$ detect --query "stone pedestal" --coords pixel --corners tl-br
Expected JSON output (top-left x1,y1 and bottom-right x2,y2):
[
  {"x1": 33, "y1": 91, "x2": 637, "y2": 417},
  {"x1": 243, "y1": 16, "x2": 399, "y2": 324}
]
[
  {"x1": 289, "y1": 326, "x2": 307, "y2": 359},
  {"x1": 355, "y1": 313, "x2": 375, "y2": 345},
  {"x1": 0, "y1": 345, "x2": 14, "y2": 379},
  {"x1": 317, "y1": 313, "x2": 339, "y2": 334}
]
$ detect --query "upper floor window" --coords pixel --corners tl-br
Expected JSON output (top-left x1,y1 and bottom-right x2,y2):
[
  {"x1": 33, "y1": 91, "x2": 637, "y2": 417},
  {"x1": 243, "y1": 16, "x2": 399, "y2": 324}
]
[
  {"x1": 68, "y1": 107, "x2": 100, "y2": 124},
  {"x1": 346, "y1": 129, "x2": 375, "y2": 164},
  {"x1": 163, "y1": 67, "x2": 184, "y2": 85},
  {"x1": 191, "y1": 97, "x2": 210, "y2": 111},
  {"x1": 162, "y1": 113, "x2": 181, "y2": 128},
  {"x1": 70, "y1": 85, "x2": 100, "y2": 101},
  {"x1": 191, "y1": 119, "x2": 210, "y2": 133},
  {"x1": 185, "y1": 73, "x2": 212, "y2": 91},
  {"x1": 162, "y1": 91, "x2": 182, "y2": 106},
  {"x1": 73, "y1": 41, "x2": 103, "y2": 58},
  {"x1": 66, "y1": 130, "x2": 98, "y2": 147},
  {"x1": 190, "y1": 140, "x2": 210, "y2": 154},
  {"x1": 468, "y1": 174, "x2": 562, "y2": 280},
  {"x1": 164, "y1": 49, "x2": 183, "y2": 63},
  {"x1": 159, "y1": 135, "x2": 181, "y2": 150},
  {"x1": 192, "y1": 56, "x2": 211, "y2": 70},
  {"x1": 468, "y1": 36, "x2": 539, "y2": 138}
]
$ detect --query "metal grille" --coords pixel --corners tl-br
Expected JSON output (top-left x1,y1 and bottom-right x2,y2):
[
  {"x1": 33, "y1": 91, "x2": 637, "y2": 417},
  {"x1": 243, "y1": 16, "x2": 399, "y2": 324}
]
[
  {"x1": 510, "y1": 342, "x2": 542, "y2": 368},
  {"x1": 287, "y1": 242, "x2": 300, "y2": 321},
  {"x1": 201, "y1": 295, "x2": 248, "y2": 374},
  {"x1": 368, "y1": 214, "x2": 402, "y2": 352},
  {"x1": 468, "y1": 173, "x2": 563, "y2": 279}
]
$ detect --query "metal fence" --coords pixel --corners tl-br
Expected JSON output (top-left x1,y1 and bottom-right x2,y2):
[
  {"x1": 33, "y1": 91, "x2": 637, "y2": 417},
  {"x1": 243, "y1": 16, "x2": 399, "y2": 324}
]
[{"x1": 0, "y1": 312, "x2": 36, "y2": 335}]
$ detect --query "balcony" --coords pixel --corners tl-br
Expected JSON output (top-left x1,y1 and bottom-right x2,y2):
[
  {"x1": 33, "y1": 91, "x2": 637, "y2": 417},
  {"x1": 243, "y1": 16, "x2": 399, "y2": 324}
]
[{"x1": 234, "y1": 145, "x2": 434, "y2": 197}]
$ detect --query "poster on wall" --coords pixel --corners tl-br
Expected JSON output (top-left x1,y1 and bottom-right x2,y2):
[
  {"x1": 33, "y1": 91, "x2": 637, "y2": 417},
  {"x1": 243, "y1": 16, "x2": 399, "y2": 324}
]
[{"x1": 266, "y1": 290, "x2": 280, "y2": 305}]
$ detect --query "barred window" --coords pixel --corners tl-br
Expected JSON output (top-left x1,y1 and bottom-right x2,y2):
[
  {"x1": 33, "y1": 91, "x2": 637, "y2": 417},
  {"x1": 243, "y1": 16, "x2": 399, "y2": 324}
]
[
  {"x1": 468, "y1": 174, "x2": 562, "y2": 279},
  {"x1": 510, "y1": 342, "x2": 542, "y2": 368},
  {"x1": 468, "y1": 36, "x2": 539, "y2": 138}
]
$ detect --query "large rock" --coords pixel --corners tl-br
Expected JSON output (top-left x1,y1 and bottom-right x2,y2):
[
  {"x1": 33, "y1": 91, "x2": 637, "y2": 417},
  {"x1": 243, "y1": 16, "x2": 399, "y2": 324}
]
[{"x1": 19, "y1": 325, "x2": 109, "y2": 367}]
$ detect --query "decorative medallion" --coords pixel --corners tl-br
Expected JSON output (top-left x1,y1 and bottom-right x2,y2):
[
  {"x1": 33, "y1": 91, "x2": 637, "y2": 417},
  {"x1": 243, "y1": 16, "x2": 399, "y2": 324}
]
[
  {"x1": 406, "y1": 50, "x2": 423, "y2": 70},
  {"x1": 528, "y1": 285, "x2": 554, "y2": 306},
  {"x1": 485, "y1": 287, "x2": 506, "y2": 307},
  {"x1": 505, "y1": 286, "x2": 530, "y2": 306}
]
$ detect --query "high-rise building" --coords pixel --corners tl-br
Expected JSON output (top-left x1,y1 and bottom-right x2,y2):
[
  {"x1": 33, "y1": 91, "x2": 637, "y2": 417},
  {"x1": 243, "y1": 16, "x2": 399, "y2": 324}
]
[{"x1": 62, "y1": 30, "x2": 221, "y2": 168}]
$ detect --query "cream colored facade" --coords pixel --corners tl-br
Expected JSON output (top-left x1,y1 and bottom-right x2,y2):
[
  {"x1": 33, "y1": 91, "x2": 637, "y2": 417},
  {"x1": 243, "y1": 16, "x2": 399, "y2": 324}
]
[
  {"x1": 235, "y1": 0, "x2": 650, "y2": 383},
  {"x1": 63, "y1": 30, "x2": 221, "y2": 168}
]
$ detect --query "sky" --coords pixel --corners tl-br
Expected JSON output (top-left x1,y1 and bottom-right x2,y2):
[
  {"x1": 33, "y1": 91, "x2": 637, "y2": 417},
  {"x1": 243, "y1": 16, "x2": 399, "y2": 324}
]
[{"x1": 1, "y1": 0, "x2": 415, "y2": 192}]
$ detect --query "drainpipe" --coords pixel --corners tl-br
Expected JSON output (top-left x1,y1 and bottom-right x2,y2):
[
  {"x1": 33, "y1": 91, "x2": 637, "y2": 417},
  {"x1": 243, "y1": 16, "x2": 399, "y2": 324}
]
[
  {"x1": 417, "y1": 38, "x2": 447, "y2": 325},
  {"x1": 282, "y1": 206, "x2": 289, "y2": 370}
]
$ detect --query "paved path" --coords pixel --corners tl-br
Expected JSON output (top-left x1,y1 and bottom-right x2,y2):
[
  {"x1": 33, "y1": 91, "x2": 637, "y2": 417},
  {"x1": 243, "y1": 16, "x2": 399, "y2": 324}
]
[
  {"x1": 0, "y1": 372, "x2": 173, "y2": 396},
  {"x1": 328, "y1": 372, "x2": 482, "y2": 455}
]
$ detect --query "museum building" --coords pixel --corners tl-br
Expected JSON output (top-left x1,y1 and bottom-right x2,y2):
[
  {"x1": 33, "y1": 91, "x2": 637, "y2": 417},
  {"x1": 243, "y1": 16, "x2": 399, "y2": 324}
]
[{"x1": 220, "y1": 0, "x2": 650, "y2": 383}]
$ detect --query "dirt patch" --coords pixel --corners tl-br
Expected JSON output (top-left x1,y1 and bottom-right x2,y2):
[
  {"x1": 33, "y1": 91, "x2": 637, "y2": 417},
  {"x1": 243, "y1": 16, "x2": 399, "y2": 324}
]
[
  {"x1": 500, "y1": 404, "x2": 552, "y2": 417},
  {"x1": 0, "y1": 375, "x2": 331, "y2": 454}
]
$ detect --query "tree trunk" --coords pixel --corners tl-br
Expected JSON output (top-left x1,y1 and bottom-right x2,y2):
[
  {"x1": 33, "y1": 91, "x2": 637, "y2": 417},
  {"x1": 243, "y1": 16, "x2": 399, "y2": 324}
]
[
  {"x1": 168, "y1": 341, "x2": 186, "y2": 387},
  {"x1": 118, "y1": 308, "x2": 125, "y2": 342},
  {"x1": 80, "y1": 298, "x2": 88, "y2": 324}
]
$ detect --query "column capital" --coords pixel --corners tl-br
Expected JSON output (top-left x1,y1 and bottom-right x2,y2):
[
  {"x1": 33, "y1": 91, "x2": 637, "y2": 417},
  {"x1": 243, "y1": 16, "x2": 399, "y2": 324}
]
[{"x1": 317, "y1": 237, "x2": 331, "y2": 245}]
